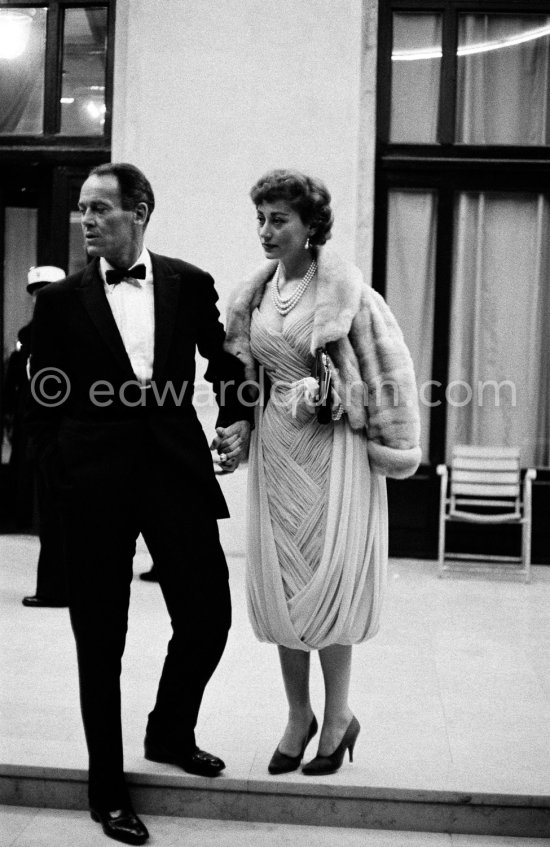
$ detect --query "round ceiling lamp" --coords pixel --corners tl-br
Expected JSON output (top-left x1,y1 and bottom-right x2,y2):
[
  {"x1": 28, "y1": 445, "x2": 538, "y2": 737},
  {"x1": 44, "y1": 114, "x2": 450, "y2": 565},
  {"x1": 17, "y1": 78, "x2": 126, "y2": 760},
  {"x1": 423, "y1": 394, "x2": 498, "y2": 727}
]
[{"x1": 0, "y1": 10, "x2": 34, "y2": 61}]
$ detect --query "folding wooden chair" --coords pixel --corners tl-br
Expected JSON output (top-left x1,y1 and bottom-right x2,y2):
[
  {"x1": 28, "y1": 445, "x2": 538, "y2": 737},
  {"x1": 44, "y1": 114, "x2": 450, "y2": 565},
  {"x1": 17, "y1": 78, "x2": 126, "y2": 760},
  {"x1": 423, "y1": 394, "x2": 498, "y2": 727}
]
[{"x1": 437, "y1": 446, "x2": 537, "y2": 582}]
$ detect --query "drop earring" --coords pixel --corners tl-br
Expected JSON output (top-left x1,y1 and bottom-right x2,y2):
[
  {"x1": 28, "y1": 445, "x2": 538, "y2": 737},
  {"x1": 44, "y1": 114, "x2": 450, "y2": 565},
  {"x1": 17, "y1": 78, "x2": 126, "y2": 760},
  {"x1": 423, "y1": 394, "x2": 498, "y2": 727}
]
[{"x1": 305, "y1": 236, "x2": 310, "y2": 250}]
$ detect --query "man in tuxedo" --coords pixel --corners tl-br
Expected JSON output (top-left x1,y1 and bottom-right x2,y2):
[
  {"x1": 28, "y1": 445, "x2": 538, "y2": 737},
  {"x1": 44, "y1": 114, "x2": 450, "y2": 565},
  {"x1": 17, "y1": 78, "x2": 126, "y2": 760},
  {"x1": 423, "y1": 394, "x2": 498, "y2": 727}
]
[{"x1": 28, "y1": 163, "x2": 251, "y2": 845}]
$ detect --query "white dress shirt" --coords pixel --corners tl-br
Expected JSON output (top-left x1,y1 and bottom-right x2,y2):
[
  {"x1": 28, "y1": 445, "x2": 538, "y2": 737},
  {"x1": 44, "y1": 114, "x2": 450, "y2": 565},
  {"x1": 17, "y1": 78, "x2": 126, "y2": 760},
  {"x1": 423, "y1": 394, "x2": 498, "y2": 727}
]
[{"x1": 100, "y1": 249, "x2": 155, "y2": 384}]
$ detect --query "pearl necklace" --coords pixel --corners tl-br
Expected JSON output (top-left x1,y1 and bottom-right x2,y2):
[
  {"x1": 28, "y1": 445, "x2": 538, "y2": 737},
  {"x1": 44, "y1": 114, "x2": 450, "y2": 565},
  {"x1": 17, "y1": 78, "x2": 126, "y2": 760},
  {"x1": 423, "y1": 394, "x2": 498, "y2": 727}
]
[{"x1": 271, "y1": 260, "x2": 317, "y2": 317}]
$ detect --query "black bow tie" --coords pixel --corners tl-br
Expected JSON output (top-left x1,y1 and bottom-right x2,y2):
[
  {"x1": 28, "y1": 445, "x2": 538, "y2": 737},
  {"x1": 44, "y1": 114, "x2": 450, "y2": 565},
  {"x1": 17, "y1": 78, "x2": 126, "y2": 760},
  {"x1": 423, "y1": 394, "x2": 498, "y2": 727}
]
[{"x1": 105, "y1": 264, "x2": 146, "y2": 286}]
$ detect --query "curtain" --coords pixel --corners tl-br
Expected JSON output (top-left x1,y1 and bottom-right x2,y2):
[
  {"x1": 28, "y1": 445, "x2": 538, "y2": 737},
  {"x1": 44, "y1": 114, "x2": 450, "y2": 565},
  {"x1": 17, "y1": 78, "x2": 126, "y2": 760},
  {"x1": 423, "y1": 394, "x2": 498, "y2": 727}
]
[
  {"x1": 85, "y1": 9, "x2": 108, "y2": 48},
  {"x1": 391, "y1": 14, "x2": 442, "y2": 143},
  {"x1": 457, "y1": 15, "x2": 550, "y2": 145},
  {"x1": 385, "y1": 191, "x2": 437, "y2": 462},
  {"x1": 447, "y1": 193, "x2": 549, "y2": 467}
]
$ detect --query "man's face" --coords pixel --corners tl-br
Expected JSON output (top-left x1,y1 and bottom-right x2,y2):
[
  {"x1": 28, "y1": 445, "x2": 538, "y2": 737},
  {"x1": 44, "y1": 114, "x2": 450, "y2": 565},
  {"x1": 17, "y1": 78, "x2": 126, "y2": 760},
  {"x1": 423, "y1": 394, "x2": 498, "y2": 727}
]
[{"x1": 78, "y1": 173, "x2": 143, "y2": 267}]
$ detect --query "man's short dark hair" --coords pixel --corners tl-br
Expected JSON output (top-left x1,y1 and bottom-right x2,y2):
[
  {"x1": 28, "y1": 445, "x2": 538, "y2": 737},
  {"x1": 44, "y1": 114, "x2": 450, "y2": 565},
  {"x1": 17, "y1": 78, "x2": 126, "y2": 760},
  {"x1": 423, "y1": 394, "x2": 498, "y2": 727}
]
[{"x1": 89, "y1": 162, "x2": 155, "y2": 225}]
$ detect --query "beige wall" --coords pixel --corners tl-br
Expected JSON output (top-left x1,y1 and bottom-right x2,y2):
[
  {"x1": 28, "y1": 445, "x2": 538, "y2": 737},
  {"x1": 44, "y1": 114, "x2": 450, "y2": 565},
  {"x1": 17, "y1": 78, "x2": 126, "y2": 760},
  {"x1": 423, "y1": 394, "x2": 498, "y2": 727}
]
[{"x1": 112, "y1": 0, "x2": 377, "y2": 311}]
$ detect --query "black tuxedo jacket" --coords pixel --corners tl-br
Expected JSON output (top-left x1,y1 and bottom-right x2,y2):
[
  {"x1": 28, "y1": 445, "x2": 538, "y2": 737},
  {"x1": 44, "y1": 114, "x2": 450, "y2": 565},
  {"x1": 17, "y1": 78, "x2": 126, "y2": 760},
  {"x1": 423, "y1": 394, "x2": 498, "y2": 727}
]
[{"x1": 27, "y1": 252, "x2": 252, "y2": 517}]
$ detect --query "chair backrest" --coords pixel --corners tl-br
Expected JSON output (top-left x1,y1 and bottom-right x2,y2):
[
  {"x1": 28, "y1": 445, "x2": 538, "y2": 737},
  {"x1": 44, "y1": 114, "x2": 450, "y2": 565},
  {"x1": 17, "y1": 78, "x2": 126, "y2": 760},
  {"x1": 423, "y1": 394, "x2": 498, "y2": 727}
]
[{"x1": 449, "y1": 445, "x2": 521, "y2": 518}]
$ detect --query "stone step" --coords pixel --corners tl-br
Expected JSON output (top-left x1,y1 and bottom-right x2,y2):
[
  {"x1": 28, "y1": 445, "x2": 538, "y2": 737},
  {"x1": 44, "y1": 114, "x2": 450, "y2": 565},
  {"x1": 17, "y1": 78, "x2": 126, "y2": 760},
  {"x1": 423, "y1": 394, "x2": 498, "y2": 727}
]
[
  {"x1": 5, "y1": 805, "x2": 549, "y2": 847},
  {"x1": 1, "y1": 764, "x2": 549, "y2": 838}
]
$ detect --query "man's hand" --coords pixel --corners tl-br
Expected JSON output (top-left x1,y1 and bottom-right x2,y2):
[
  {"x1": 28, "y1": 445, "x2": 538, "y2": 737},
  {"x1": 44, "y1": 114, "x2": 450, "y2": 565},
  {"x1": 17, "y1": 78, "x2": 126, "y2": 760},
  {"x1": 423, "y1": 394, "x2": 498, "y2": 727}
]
[{"x1": 210, "y1": 420, "x2": 251, "y2": 473}]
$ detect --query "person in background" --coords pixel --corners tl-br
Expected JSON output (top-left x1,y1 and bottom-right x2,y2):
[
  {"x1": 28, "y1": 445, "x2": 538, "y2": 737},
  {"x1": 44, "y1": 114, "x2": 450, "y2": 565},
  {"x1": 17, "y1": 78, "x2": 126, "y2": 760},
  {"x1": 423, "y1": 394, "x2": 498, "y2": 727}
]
[
  {"x1": 3, "y1": 265, "x2": 68, "y2": 607},
  {"x1": 27, "y1": 163, "x2": 251, "y2": 845},
  {"x1": 221, "y1": 169, "x2": 421, "y2": 777}
]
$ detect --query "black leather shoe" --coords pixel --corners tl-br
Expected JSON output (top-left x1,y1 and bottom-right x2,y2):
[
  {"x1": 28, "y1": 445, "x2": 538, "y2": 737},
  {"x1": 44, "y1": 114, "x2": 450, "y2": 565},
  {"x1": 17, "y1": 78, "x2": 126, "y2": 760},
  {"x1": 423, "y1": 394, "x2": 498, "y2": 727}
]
[
  {"x1": 144, "y1": 739, "x2": 225, "y2": 776},
  {"x1": 22, "y1": 595, "x2": 68, "y2": 608},
  {"x1": 90, "y1": 808, "x2": 149, "y2": 845},
  {"x1": 139, "y1": 569, "x2": 159, "y2": 582}
]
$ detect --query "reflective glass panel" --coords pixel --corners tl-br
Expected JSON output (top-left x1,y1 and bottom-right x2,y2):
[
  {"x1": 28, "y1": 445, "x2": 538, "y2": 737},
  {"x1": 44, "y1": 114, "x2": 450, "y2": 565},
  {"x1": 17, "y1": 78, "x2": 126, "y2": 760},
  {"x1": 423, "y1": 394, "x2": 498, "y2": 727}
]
[
  {"x1": 60, "y1": 7, "x2": 107, "y2": 135},
  {"x1": 456, "y1": 15, "x2": 550, "y2": 145},
  {"x1": 2, "y1": 206, "x2": 37, "y2": 468},
  {"x1": 3, "y1": 207, "x2": 38, "y2": 361},
  {"x1": 385, "y1": 190, "x2": 437, "y2": 460},
  {"x1": 391, "y1": 14, "x2": 442, "y2": 143},
  {"x1": 0, "y1": 8, "x2": 47, "y2": 134},
  {"x1": 68, "y1": 210, "x2": 87, "y2": 275}
]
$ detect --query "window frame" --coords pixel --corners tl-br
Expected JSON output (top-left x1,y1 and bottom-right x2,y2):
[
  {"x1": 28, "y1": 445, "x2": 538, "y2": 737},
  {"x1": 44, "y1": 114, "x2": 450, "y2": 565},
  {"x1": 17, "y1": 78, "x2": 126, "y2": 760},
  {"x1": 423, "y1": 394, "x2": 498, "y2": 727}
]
[
  {"x1": 0, "y1": 0, "x2": 115, "y2": 151},
  {"x1": 377, "y1": 0, "x2": 550, "y2": 154},
  {"x1": 374, "y1": 0, "x2": 550, "y2": 468}
]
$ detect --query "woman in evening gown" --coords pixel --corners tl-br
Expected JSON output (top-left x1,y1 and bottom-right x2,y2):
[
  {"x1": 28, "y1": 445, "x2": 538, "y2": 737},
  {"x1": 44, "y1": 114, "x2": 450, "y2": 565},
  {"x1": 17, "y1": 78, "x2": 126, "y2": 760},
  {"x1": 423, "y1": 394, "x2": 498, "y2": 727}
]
[{"x1": 222, "y1": 169, "x2": 421, "y2": 775}]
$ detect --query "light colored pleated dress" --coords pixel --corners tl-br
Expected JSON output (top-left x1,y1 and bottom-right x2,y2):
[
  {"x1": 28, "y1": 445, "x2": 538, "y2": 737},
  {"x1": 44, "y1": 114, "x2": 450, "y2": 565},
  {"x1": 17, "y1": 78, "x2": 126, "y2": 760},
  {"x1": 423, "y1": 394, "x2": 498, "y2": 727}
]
[{"x1": 246, "y1": 307, "x2": 388, "y2": 651}]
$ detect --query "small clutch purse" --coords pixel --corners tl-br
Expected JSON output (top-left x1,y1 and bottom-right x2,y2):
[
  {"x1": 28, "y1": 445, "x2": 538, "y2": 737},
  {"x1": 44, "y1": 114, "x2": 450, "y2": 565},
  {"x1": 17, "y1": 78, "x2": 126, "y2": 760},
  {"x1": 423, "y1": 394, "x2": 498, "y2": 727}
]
[{"x1": 311, "y1": 348, "x2": 333, "y2": 424}]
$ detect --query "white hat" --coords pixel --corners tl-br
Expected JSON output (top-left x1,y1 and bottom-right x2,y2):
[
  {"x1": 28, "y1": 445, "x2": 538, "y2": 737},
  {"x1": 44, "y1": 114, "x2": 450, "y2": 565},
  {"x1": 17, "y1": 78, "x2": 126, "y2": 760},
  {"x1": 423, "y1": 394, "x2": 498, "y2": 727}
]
[{"x1": 27, "y1": 265, "x2": 66, "y2": 293}]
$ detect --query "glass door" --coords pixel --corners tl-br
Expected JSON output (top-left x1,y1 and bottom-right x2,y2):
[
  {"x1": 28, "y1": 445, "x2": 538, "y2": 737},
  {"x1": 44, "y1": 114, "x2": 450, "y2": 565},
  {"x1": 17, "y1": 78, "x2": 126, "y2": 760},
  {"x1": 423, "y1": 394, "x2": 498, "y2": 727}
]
[
  {"x1": 0, "y1": 163, "x2": 90, "y2": 529},
  {"x1": 1, "y1": 170, "x2": 41, "y2": 461},
  {"x1": 0, "y1": 169, "x2": 42, "y2": 528}
]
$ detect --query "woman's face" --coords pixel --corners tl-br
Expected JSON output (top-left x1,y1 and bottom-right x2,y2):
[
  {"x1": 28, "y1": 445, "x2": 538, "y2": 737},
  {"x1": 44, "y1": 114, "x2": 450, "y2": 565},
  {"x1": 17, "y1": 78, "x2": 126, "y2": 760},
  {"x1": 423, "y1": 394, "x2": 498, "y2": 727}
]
[{"x1": 256, "y1": 200, "x2": 311, "y2": 264}]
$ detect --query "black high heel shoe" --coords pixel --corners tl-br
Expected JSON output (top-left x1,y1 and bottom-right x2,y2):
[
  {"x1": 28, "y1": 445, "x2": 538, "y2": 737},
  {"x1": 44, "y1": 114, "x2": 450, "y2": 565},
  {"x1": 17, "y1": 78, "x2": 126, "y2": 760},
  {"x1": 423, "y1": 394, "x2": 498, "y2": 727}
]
[
  {"x1": 301, "y1": 715, "x2": 360, "y2": 776},
  {"x1": 268, "y1": 715, "x2": 318, "y2": 775}
]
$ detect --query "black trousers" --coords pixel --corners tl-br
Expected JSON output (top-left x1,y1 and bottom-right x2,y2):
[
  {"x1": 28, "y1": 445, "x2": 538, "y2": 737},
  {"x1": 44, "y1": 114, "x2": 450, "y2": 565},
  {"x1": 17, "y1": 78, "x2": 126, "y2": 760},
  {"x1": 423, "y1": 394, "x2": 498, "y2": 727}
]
[
  {"x1": 34, "y1": 460, "x2": 68, "y2": 601},
  {"x1": 61, "y1": 471, "x2": 231, "y2": 809}
]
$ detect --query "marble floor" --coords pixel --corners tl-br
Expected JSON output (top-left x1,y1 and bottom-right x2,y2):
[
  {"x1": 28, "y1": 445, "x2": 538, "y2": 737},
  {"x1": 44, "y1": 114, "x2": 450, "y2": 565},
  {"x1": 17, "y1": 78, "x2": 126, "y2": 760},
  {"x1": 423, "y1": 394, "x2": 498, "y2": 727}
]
[
  {"x1": 2, "y1": 806, "x2": 549, "y2": 847},
  {"x1": 2, "y1": 522, "x2": 550, "y2": 797},
  {"x1": 1, "y1": 460, "x2": 550, "y2": 840}
]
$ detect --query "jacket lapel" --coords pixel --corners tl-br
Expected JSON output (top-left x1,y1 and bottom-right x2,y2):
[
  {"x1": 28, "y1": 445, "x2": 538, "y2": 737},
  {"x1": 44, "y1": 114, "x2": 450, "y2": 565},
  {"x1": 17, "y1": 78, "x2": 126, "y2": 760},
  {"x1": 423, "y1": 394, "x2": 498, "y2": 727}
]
[
  {"x1": 77, "y1": 259, "x2": 135, "y2": 377},
  {"x1": 150, "y1": 252, "x2": 181, "y2": 381}
]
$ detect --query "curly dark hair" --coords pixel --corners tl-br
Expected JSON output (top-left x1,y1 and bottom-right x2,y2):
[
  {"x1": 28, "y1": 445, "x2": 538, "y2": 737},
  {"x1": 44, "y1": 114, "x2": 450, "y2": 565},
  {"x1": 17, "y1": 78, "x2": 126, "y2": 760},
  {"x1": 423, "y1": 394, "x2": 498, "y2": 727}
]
[
  {"x1": 250, "y1": 169, "x2": 333, "y2": 245},
  {"x1": 88, "y1": 162, "x2": 155, "y2": 225}
]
